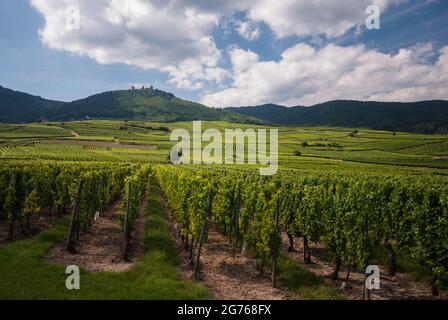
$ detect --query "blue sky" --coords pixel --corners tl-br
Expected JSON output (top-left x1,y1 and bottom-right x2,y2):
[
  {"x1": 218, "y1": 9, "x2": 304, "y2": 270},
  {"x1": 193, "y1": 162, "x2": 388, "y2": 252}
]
[{"x1": 0, "y1": 0, "x2": 447, "y2": 106}]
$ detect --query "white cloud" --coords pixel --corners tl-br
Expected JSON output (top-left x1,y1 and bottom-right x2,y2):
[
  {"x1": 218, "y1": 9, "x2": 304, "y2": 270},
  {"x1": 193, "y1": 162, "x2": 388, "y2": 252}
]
[
  {"x1": 32, "y1": 0, "x2": 223, "y2": 66},
  {"x1": 185, "y1": 0, "x2": 406, "y2": 39},
  {"x1": 30, "y1": 0, "x2": 403, "y2": 66},
  {"x1": 202, "y1": 43, "x2": 448, "y2": 107},
  {"x1": 246, "y1": 0, "x2": 406, "y2": 38},
  {"x1": 31, "y1": 0, "x2": 433, "y2": 101},
  {"x1": 163, "y1": 60, "x2": 229, "y2": 90},
  {"x1": 236, "y1": 20, "x2": 261, "y2": 40},
  {"x1": 30, "y1": 0, "x2": 225, "y2": 89},
  {"x1": 229, "y1": 48, "x2": 259, "y2": 73}
]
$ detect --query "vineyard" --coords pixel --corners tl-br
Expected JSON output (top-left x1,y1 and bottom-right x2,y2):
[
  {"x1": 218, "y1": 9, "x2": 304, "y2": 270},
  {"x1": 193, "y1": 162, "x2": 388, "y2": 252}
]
[
  {"x1": 154, "y1": 165, "x2": 448, "y2": 296},
  {"x1": 1, "y1": 120, "x2": 448, "y2": 169},
  {"x1": 0, "y1": 143, "x2": 166, "y2": 163},
  {"x1": 0, "y1": 121, "x2": 447, "y2": 300},
  {"x1": 3, "y1": 0, "x2": 448, "y2": 306},
  {"x1": 0, "y1": 160, "x2": 150, "y2": 255}
]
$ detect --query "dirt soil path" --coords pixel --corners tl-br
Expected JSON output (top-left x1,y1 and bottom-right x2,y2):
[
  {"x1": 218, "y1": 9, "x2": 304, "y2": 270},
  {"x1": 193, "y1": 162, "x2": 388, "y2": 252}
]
[
  {"x1": 70, "y1": 130, "x2": 80, "y2": 138},
  {"x1": 281, "y1": 234, "x2": 448, "y2": 300},
  {"x1": 161, "y1": 197, "x2": 295, "y2": 300},
  {"x1": 45, "y1": 199, "x2": 146, "y2": 273}
]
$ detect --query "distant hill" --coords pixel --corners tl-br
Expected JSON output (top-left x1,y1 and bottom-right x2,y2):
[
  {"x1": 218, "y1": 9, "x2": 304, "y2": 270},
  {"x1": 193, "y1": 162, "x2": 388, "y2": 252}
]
[
  {"x1": 0, "y1": 85, "x2": 260, "y2": 124},
  {"x1": 229, "y1": 100, "x2": 448, "y2": 134},
  {"x1": 0, "y1": 86, "x2": 65, "y2": 123},
  {"x1": 46, "y1": 88, "x2": 260, "y2": 123},
  {"x1": 2, "y1": 85, "x2": 447, "y2": 133}
]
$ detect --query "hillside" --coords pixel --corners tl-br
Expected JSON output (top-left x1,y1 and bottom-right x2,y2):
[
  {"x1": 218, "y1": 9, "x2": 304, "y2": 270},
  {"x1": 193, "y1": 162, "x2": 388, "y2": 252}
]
[
  {"x1": 0, "y1": 86, "x2": 65, "y2": 123},
  {"x1": 230, "y1": 100, "x2": 448, "y2": 134},
  {"x1": 48, "y1": 88, "x2": 260, "y2": 123},
  {"x1": 2, "y1": 85, "x2": 447, "y2": 133},
  {"x1": 0, "y1": 85, "x2": 260, "y2": 124}
]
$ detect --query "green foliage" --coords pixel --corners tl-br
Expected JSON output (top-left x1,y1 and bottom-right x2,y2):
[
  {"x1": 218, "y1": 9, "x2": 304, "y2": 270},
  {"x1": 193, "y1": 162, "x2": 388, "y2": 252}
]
[
  {"x1": 154, "y1": 165, "x2": 448, "y2": 292},
  {"x1": 121, "y1": 165, "x2": 152, "y2": 232},
  {"x1": 0, "y1": 161, "x2": 145, "y2": 234}
]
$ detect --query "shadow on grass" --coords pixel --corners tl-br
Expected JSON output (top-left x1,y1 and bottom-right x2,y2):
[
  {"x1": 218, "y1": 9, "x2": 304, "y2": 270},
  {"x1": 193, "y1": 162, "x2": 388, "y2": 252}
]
[{"x1": 278, "y1": 255, "x2": 345, "y2": 300}]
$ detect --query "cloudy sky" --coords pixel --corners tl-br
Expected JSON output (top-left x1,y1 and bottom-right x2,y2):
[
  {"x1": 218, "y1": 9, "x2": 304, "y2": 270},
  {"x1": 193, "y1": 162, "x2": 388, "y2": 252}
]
[{"x1": 0, "y1": 0, "x2": 447, "y2": 107}]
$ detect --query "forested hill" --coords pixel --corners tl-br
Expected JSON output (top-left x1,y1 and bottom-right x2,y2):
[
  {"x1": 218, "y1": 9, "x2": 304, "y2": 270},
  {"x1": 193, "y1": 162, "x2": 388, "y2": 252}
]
[
  {"x1": 229, "y1": 100, "x2": 448, "y2": 134},
  {"x1": 0, "y1": 85, "x2": 260, "y2": 124},
  {"x1": 0, "y1": 86, "x2": 65, "y2": 123},
  {"x1": 2, "y1": 85, "x2": 447, "y2": 133}
]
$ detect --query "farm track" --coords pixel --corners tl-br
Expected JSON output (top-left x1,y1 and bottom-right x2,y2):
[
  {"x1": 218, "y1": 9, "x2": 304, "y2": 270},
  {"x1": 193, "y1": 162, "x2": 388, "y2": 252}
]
[
  {"x1": 161, "y1": 192, "x2": 294, "y2": 300},
  {"x1": 45, "y1": 197, "x2": 146, "y2": 273},
  {"x1": 70, "y1": 130, "x2": 80, "y2": 137}
]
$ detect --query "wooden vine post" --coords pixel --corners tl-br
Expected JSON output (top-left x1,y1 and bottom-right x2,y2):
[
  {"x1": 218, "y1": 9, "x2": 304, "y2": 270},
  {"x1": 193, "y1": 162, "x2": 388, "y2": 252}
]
[
  {"x1": 362, "y1": 217, "x2": 371, "y2": 300},
  {"x1": 194, "y1": 189, "x2": 213, "y2": 279},
  {"x1": 122, "y1": 183, "x2": 132, "y2": 261},
  {"x1": 234, "y1": 190, "x2": 241, "y2": 248},
  {"x1": 272, "y1": 198, "x2": 280, "y2": 288},
  {"x1": 66, "y1": 180, "x2": 83, "y2": 253},
  {"x1": 188, "y1": 237, "x2": 195, "y2": 267}
]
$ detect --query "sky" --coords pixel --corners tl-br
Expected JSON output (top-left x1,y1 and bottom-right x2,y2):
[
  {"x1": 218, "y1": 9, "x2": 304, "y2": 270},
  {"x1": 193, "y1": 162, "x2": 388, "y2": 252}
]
[{"x1": 0, "y1": 0, "x2": 447, "y2": 107}]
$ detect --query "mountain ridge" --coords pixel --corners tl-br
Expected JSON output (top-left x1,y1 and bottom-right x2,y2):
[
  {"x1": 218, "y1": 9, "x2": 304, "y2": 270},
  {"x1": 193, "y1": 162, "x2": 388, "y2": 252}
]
[
  {"x1": 229, "y1": 100, "x2": 448, "y2": 134},
  {"x1": 1, "y1": 85, "x2": 447, "y2": 133},
  {"x1": 0, "y1": 85, "x2": 261, "y2": 124}
]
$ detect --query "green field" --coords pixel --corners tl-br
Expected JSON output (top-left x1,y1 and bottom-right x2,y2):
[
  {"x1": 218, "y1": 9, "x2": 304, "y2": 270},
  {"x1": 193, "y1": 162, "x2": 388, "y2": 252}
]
[{"x1": 1, "y1": 120, "x2": 447, "y2": 171}]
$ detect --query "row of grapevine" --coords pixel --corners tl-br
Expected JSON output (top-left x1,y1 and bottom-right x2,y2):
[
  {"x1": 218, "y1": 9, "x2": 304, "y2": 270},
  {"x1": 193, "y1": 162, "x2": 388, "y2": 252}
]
[
  {"x1": 121, "y1": 164, "x2": 152, "y2": 260},
  {"x1": 0, "y1": 144, "x2": 160, "y2": 163},
  {"x1": 121, "y1": 164, "x2": 152, "y2": 232},
  {"x1": 0, "y1": 160, "x2": 139, "y2": 241},
  {"x1": 154, "y1": 165, "x2": 448, "y2": 295}
]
